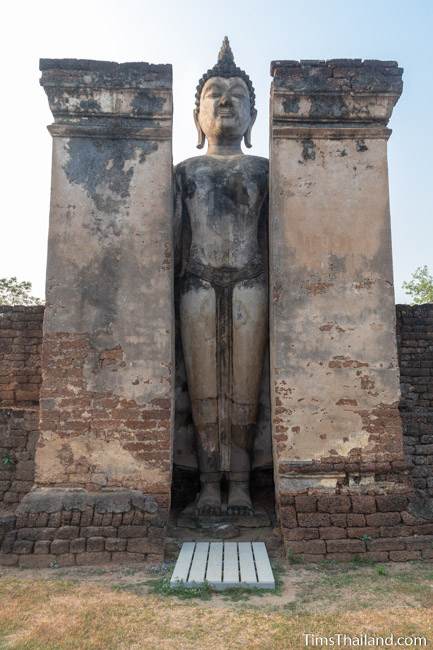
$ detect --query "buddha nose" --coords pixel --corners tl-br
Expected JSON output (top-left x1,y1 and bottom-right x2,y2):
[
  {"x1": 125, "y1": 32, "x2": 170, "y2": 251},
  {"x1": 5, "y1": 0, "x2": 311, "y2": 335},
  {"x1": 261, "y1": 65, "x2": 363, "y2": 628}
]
[{"x1": 219, "y1": 93, "x2": 232, "y2": 106}]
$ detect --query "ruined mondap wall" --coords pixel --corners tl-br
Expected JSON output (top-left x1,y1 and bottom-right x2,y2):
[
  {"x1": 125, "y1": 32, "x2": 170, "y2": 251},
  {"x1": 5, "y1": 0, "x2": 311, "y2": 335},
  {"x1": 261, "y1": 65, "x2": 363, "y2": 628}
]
[
  {"x1": 2, "y1": 56, "x2": 433, "y2": 568},
  {"x1": 0, "y1": 305, "x2": 166, "y2": 566},
  {"x1": 2, "y1": 303, "x2": 433, "y2": 566}
]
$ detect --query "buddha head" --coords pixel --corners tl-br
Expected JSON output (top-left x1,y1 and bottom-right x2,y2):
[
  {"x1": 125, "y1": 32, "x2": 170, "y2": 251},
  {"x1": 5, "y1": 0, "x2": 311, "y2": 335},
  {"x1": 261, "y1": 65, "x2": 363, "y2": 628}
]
[{"x1": 194, "y1": 37, "x2": 257, "y2": 149}]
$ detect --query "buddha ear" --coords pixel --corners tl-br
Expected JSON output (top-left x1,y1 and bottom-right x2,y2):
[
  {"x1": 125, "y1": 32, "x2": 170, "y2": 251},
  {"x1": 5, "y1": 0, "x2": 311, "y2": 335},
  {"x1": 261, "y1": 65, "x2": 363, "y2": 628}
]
[
  {"x1": 243, "y1": 108, "x2": 257, "y2": 149},
  {"x1": 193, "y1": 109, "x2": 206, "y2": 149}
]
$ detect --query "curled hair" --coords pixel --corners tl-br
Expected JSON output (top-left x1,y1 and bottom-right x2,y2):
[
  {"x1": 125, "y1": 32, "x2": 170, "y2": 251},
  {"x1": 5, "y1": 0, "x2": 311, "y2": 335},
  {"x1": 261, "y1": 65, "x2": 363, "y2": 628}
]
[{"x1": 195, "y1": 37, "x2": 255, "y2": 113}]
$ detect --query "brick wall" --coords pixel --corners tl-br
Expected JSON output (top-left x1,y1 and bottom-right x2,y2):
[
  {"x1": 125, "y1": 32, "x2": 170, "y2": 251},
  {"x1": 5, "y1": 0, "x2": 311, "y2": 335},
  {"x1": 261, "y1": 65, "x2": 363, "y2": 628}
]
[
  {"x1": 38, "y1": 332, "x2": 172, "y2": 493},
  {"x1": 397, "y1": 304, "x2": 433, "y2": 498},
  {"x1": 0, "y1": 410, "x2": 38, "y2": 511},
  {"x1": 0, "y1": 306, "x2": 43, "y2": 513},
  {"x1": 0, "y1": 489, "x2": 166, "y2": 567},
  {"x1": 280, "y1": 492, "x2": 433, "y2": 562},
  {"x1": 0, "y1": 306, "x2": 44, "y2": 406},
  {"x1": 2, "y1": 304, "x2": 433, "y2": 565},
  {"x1": 274, "y1": 304, "x2": 433, "y2": 561},
  {"x1": 0, "y1": 305, "x2": 170, "y2": 566}
]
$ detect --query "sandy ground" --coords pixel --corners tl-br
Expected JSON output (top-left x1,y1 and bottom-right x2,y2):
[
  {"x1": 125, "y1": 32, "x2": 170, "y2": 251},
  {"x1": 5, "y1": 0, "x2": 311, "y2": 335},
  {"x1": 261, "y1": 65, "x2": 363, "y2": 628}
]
[{"x1": 1, "y1": 559, "x2": 433, "y2": 649}]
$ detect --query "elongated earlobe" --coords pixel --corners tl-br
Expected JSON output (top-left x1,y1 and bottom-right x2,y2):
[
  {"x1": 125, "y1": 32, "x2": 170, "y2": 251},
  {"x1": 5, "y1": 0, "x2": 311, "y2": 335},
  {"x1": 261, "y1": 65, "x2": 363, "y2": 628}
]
[
  {"x1": 244, "y1": 108, "x2": 257, "y2": 148},
  {"x1": 193, "y1": 109, "x2": 206, "y2": 149}
]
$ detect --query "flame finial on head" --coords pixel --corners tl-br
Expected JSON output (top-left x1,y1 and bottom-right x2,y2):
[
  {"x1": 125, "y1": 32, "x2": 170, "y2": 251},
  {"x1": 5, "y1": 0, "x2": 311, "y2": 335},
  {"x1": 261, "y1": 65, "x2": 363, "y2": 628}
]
[
  {"x1": 218, "y1": 36, "x2": 235, "y2": 67},
  {"x1": 194, "y1": 37, "x2": 255, "y2": 112}
]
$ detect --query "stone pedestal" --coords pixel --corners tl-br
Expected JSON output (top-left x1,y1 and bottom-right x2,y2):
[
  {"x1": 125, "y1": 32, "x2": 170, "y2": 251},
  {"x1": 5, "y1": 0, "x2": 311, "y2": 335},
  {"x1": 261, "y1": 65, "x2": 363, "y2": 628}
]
[
  {"x1": 269, "y1": 60, "x2": 410, "y2": 557},
  {"x1": 5, "y1": 59, "x2": 174, "y2": 566}
]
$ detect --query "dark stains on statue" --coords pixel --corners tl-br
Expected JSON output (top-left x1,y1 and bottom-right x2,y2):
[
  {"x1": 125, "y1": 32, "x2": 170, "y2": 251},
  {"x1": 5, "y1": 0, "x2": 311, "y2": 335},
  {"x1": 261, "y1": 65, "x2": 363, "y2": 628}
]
[
  {"x1": 336, "y1": 398, "x2": 358, "y2": 407},
  {"x1": 282, "y1": 96, "x2": 300, "y2": 114},
  {"x1": 207, "y1": 171, "x2": 250, "y2": 219},
  {"x1": 84, "y1": 210, "x2": 122, "y2": 241},
  {"x1": 328, "y1": 254, "x2": 346, "y2": 278},
  {"x1": 310, "y1": 95, "x2": 348, "y2": 119},
  {"x1": 44, "y1": 88, "x2": 103, "y2": 115},
  {"x1": 63, "y1": 139, "x2": 158, "y2": 214},
  {"x1": 79, "y1": 99, "x2": 102, "y2": 113},
  {"x1": 360, "y1": 374, "x2": 375, "y2": 391},
  {"x1": 356, "y1": 140, "x2": 369, "y2": 152},
  {"x1": 180, "y1": 274, "x2": 209, "y2": 295},
  {"x1": 79, "y1": 247, "x2": 121, "y2": 329},
  {"x1": 272, "y1": 281, "x2": 283, "y2": 304},
  {"x1": 184, "y1": 178, "x2": 197, "y2": 200},
  {"x1": 302, "y1": 139, "x2": 316, "y2": 161},
  {"x1": 131, "y1": 90, "x2": 165, "y2": 116}
]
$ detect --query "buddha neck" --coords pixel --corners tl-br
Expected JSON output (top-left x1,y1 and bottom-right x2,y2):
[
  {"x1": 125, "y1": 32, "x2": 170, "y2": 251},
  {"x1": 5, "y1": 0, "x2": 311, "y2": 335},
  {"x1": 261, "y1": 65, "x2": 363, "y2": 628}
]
[{"x1": 206, "y1": 140, "x2": 244, "y2": 156}]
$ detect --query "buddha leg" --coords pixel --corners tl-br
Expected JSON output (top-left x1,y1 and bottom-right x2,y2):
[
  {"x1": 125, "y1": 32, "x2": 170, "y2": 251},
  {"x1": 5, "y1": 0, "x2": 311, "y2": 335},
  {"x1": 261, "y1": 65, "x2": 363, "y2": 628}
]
[
  {"x1": 179, "y1": 276, "x2": 221, "y2": 515},
  {"x1": 229, "y1": 275, "x2": 268, "y2": 514}
]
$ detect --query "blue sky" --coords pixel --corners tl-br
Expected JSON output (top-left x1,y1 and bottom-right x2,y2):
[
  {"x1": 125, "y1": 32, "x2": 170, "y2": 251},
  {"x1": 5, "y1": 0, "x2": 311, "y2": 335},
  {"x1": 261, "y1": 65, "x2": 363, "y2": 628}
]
[{"x1": 1, "y1": 0, "x2": 432, "y2": 302}]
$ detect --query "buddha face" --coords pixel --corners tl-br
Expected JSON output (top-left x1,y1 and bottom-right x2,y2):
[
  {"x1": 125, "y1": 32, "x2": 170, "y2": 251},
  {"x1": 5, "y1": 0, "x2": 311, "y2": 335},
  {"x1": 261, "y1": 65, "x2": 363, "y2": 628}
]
[{"x1": 196, "y1": 76, "x2": 254, "y2": 144}]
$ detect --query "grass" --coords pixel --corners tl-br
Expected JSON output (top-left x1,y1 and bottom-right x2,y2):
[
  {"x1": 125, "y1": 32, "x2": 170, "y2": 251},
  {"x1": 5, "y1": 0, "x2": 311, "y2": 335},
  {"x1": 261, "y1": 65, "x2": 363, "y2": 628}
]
[
  {"x1": 0, "y1": 560, "x2": 432, "y2": 649},
  {"x1": 287, "y1": 549, "x2": 303, "y2": 565},
  {"x1": 138, "y1": 560, "x2": 286, "y2": 602},
  {"x1": 147, "y1": 575, "x2": 213, "y2": 600}
]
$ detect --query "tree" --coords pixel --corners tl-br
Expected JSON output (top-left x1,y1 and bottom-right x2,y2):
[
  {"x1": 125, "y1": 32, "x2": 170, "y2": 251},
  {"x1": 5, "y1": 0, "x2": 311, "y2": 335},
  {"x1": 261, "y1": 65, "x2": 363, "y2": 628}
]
[
  {"x1": 402, "y1": 265, "x2": 433, "y2": 305},
  {"x1": 0, "y1": 277, "x2": 42, "y2": 306}
]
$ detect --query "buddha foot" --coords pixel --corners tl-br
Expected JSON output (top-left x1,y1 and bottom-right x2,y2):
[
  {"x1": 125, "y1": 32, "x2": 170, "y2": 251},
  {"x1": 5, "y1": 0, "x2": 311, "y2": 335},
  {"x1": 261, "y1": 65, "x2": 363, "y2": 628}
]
[
  {"x1": 195, "y1": 481, "x2": 222, "y2": 516},
  {"x1": 227, "y1": 481, "x2": 254, "y2": 516}
]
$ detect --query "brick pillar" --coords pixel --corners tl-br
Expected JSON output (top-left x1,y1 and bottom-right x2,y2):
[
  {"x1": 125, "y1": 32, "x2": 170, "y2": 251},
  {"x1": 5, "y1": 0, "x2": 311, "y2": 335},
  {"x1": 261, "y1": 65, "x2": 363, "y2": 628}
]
[
  {"x1": 269, "y1": 60, "x2": 410, "y2": 555},
  {"x1": 9, "y1": 59, "x2": 175, "y2": 565}
]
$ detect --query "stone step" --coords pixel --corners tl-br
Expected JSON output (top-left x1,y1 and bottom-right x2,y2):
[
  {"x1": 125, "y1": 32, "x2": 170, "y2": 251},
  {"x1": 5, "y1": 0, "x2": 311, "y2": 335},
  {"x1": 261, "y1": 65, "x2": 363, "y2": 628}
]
[{"x1": 170, "y1": 541, "x2": 275, "y2": 590}]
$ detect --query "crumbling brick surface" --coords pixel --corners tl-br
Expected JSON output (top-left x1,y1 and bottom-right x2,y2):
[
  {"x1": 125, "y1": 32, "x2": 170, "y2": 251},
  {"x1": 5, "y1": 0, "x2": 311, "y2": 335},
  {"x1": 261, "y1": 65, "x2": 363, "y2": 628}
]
[
  {"x1": 280, "y1": 489, "x2": 433, "y2": 562},
  {"x1": 272, "y1": 303, "x2": 433, "y2": 561},
  {"x1": 0, "y1": 488, "x2": 166, "y2": 567},
  {"x1": 270, "y1": 59, "x2": 403, "y2": 94},
  {"x1": 0, "y1": 409, "x2": 37, "y2": 511},
  {"x1": 38, "y1": 332, "x2": 172, "y2": 493},
  {"x1": 396, "y1": 304, "x2": 433, "y2": 498},
  {"x1": 0, "y1": 306, "x2": 42, "y2": 511},
  {"x1": 2, "y1": 304, "x2": 433, "y2": 563},
  {"x1": 0, "y1": 306, "x2": 43, "y2": 406}
]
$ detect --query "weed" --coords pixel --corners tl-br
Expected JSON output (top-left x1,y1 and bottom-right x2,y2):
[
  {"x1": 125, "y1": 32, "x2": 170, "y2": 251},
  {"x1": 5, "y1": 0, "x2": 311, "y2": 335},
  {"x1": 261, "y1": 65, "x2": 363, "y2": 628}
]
[
  {"x1": 351, "y1": 555, "x2": 375, "y2": 567},
  {"x1": 147, "y1": 562, "x2": 173, "y2": 576},
  {"x1": 122, "y1": 566, "x2": 140, "y2": 577},
  {"x1": 221, "y1": 565, "x2": 282, "y2": 602},
  {"x1": 146, "y1": 575, "x2": 212, "y2": 600},
  {"x1": 1, "y1": 453, "x2": 15, "y2": 467},
  {"x1": 221, "y1": 585, "x2": 276, "y2": 602},
  {"x1": 145, "y1": 564, "x2": 281, "y2": 601},
  {"x1": 317, "y1": 559, "x2": 341, "y2": 572},
  {"x1": 287, "y1": 548, "x2": 303, "y2": 565},
  {"x1": 376, "y1": 565, "x2": 388, "y2": 577},
  {"x1": 271, "y1": 562, "x2": 285, "y2": 589}
]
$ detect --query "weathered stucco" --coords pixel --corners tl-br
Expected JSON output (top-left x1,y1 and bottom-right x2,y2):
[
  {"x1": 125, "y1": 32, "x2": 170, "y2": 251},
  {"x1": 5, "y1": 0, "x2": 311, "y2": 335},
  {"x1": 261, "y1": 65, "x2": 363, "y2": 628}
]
[
  {"x1": 269, "y1": 60, "x2": 405, "y2": 496},
  {"x1": 37, "y1": 60, "x2": 174, "y2": 495}
]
